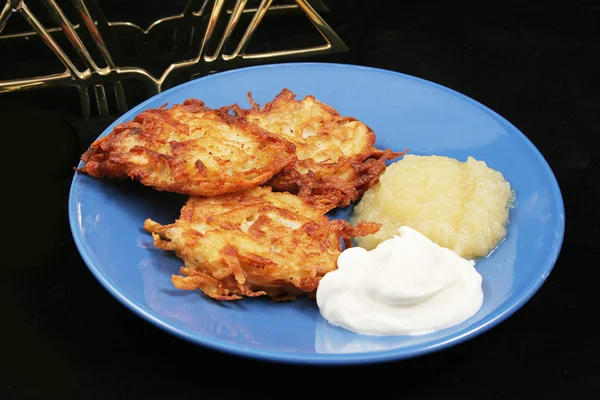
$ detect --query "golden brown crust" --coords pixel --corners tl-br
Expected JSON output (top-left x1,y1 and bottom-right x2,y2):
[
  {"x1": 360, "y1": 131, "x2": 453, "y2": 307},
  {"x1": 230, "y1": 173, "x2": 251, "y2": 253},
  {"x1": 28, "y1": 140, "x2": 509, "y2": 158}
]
[
  {"x1": 225, "y1": 89, "x2": 407, "y2": 208},
  {"x1": 79, "y1": 99, "x2": 297, "y2": 197},
  {"x1": 144, "y1": 186, "x2": 380, "y2": 301}
]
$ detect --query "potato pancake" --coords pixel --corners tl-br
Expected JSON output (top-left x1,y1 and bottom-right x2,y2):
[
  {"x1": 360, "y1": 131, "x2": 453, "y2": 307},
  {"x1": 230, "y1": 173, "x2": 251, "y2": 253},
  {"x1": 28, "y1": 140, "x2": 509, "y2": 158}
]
[
  {"x1": 79, "y1": 99, "x2": 296, "y2": 197},
  {"x1": 144, "y1": 186, "x2": 380, "y2": 301},
  {"x1": 228, "y1": 89, "x2": 406, "y2": 208}
]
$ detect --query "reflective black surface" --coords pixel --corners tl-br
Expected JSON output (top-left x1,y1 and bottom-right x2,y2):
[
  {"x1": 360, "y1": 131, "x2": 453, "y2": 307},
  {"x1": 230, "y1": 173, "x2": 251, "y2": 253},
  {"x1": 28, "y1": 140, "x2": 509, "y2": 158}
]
[{"x1": 2, "y1": 1, "x2": 598, "y2": 398}]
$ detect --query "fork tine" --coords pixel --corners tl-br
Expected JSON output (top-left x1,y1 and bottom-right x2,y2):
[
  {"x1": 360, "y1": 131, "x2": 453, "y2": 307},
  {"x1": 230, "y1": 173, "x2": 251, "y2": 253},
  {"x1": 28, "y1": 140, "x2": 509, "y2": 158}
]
[
  {"x1": 79, "y1": 85, "x2": 91, "y2": 118},
  {"x1": 94, "y1": 84, "x2": 109, "y2": 116},
  {"x1": 187, "y1": 25, "x2": 196, "y2": 52},
  {"x1": 172, "y1": 26, "x2": 182, "y2": 52},
  {"x1": 113, "y1": 81, "x2": 127, "y2": 114}
]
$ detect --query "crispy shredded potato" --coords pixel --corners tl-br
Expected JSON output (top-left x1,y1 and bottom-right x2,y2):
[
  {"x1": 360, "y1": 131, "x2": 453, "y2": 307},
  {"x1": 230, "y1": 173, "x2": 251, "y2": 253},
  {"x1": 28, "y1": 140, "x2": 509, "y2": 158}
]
[
  {"x1": 144, "y1": 186, "x2": 380, "y2": 301},
  {"x1": 79, "y1": 100, "x2": 296, "y2": 196},
  {"x1": 227, "y1": 89, "x2": 407, "y2": 208},
  {"x1": 77, "y1": 91, "x2": 404, "y2": 302}
]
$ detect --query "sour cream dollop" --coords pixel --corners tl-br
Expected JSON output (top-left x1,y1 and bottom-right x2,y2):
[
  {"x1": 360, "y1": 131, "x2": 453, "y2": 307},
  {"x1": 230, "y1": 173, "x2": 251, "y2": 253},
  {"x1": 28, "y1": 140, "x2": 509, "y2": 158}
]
[{"x1": 316, "y1": 226, "x2": 484, "y2": 336}]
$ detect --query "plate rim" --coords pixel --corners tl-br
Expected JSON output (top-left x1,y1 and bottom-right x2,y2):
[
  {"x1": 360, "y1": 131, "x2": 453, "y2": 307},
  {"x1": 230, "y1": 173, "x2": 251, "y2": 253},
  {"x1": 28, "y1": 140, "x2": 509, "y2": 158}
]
[{"x1": 68, "y1": 62, "x2": 565, "y2": 365}]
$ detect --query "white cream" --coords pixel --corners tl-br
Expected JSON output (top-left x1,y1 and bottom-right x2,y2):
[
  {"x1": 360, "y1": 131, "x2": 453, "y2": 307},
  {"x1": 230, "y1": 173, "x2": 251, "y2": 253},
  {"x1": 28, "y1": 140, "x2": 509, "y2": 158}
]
[{"x1": 316, "y1": 226, "x2": 484, "y2": 336}]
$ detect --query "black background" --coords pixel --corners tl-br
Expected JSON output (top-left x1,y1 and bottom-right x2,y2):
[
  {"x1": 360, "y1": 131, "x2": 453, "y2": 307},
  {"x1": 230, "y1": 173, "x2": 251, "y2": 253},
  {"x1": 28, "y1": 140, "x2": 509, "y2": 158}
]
[{"x1": 1, "y1": 0, "x2": 598, "y2": 399}]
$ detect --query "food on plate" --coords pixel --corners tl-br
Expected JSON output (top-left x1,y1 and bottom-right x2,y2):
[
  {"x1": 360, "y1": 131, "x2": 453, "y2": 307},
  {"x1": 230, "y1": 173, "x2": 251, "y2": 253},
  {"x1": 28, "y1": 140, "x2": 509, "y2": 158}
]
[
  {"x1": 144, "y1": 186, "x2": 380, "y2": 301},
  {"x1": 76, "y1": 86, "x2": 514, "y2": 322},
  {"x1": 78, "y1": 99, "x2": 296, "y2": 197},
  {"x1": 351, "y1": 155, "x2": 514, "y2": 259},
  {"x1": 316, "y1": 226, "x2": 484, "y2": 336},
  {"x1": 228, "y1": 89, "x2": 406, "y2": 208}
]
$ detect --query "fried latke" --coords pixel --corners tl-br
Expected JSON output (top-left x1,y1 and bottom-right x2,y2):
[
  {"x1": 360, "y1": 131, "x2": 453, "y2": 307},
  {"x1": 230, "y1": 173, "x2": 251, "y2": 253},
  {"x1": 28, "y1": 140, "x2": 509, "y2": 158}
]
[
  {"x1": 228, "y1": 89, "x2": 406, "y2": 208},
  {"x1": 144, "y1": 186, "x2": 380, "y2": 301},
  {"x1": 79, "y1": 99, "x2": 296, "y2": 197}
]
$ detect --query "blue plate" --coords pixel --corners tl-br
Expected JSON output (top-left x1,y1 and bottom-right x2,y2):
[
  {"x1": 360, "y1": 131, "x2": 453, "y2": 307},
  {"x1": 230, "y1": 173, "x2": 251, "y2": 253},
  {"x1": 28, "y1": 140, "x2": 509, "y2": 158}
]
[{"x1": 69, "y1": 63, "x2": 565, "y2": 365}]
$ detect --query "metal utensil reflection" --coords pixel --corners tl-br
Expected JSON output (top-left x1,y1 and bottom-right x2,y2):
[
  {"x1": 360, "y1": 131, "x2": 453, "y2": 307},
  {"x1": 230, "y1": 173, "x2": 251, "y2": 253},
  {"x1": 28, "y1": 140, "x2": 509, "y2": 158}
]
[{"x1": 0, "y1": 0, "x2": 347, "y2": 117}]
